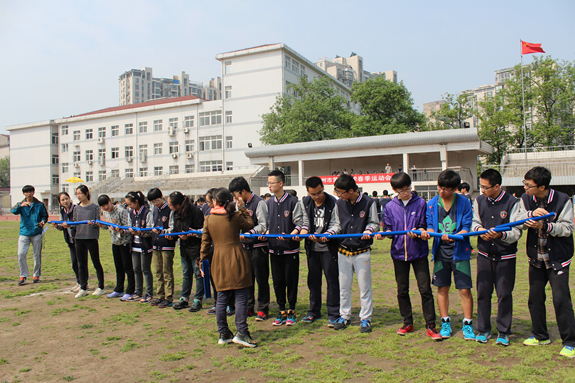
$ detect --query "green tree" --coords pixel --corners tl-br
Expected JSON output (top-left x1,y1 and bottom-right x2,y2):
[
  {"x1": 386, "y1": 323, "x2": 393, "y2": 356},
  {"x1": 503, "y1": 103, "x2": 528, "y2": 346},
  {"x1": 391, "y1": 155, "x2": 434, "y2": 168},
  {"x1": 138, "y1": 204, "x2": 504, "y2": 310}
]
[
  {"x1": 0, "y1": 157, "x2": 9, "y2": 187},
  {"x1": 429, "y1": 92, "x2": 476, "y2": 130},
  {"x1": 259, "y1": 76, "x2": 355, "y2": 145},
  {"x1": 350, "y1": 76, "x2": 425, "y2": 135}
]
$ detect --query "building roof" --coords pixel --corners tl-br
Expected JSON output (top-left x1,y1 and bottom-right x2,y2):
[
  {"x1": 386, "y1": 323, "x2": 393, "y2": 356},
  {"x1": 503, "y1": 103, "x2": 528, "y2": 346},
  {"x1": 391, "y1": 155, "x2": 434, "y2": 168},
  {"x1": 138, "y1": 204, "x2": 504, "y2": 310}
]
[{"x1": 73, "y1": 95, "x2": 203, "y2": 118}]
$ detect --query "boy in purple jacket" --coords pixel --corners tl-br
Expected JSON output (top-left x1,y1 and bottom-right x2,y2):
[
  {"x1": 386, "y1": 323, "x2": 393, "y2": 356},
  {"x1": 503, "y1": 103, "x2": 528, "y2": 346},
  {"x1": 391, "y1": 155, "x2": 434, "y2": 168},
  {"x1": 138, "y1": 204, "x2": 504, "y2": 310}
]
[{"x1": 376, "y1": 172, "x2": 442, "y2": 340}]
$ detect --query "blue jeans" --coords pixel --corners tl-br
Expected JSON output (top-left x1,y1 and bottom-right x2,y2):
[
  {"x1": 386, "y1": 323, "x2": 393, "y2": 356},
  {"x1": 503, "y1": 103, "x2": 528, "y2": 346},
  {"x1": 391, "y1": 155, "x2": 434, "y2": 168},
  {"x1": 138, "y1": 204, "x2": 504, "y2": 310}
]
[{"x1": 180, "y1": 249, "x2": 204, "y2": 302}]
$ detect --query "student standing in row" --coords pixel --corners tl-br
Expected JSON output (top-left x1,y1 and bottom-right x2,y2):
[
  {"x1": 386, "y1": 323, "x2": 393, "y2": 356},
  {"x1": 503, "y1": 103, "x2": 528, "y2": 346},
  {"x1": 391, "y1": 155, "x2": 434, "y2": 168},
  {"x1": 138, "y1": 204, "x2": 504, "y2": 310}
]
[
  {"x1": 472, "y1": 169, "x2": 523, "y2": 346},
  {"x1": 333, "y1": 174, "x2": 379, "y2": 333},
  {"x1": 53, "y1": 192, "x2": 80, "y2": 291},
  {"x1": 73, "y1": 185, "x2": 105, "y2": 298}
]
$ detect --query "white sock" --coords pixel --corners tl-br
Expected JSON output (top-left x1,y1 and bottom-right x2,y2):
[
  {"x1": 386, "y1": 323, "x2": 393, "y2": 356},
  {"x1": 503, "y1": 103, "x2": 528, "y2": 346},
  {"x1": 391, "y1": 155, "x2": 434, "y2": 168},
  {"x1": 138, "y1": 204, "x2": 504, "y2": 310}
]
[
  {"x1": 442, "y1": 316, "x2": 450, "y2": 322},
  {"x1": 463, "y1": 318, "x2": 472, "y2": 323}
]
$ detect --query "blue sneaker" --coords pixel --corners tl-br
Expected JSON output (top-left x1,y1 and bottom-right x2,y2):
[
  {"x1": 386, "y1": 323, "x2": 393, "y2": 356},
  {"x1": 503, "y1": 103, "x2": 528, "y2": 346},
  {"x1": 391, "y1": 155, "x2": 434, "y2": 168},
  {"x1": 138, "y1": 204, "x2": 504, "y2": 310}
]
[
  {"x1": 107, "y1": 291, "x2": 124, "y2": 298},
  {"x1": 360, "y1": 319, "x2": 372, "y2": 333},
  {"x1": 476, "y1": 332, "x2": 491, "y2": 343},
  {"x1": 120, "y1": 293, "x2": 132, "y2": 301},
  {"x1": 333, "y1": 317, "x2": 351, "y2": 331},
  {"x1": 462, "y1": 320, "x2": 476, "y2": 341},
  {"x1": 440, "y1": 318, "x2": 452, "y2": 338},
  {"x1": 302, "y1": 315, "x2": 317, "y2": 323},
  {"x1": 327, "y1": 319, "x2": 338, "y2": 328},
  {"x1": 496, "y1": 333, "x2": 510, "y2": 346}
]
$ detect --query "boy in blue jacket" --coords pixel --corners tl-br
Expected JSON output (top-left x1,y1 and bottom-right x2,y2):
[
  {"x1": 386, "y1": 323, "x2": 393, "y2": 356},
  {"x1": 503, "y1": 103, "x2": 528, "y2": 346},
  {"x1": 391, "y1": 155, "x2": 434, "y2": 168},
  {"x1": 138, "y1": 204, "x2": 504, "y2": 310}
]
[
  {"x1": 376, "y1": 172, "x2": 441, "y2": 340},
  {"x1": 420, "y1": 170, "x2": 475, "y2": 340}
]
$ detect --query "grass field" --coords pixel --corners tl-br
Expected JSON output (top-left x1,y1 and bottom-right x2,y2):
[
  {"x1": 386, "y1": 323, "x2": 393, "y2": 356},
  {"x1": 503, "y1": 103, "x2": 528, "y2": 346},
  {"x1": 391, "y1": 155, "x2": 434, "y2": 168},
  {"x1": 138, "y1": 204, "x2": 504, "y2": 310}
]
[{"x1": 1, "y1": 221, "x2": 575, "y2": 382}]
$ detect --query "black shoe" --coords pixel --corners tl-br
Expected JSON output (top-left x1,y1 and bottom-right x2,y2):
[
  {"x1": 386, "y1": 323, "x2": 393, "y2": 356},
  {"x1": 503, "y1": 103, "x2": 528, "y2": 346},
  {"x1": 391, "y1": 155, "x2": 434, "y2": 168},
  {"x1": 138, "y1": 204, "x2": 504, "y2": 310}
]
[
  {"x1": 218, "y1": 329, "x2": 234, "y2": 345},
  {"x1": 17, "y1": 277, "x2": 26, "y2": 286},
  {"x1": 333, "y1": 317, "x2": 351, "y2": 330},
  {"x1": 33, "y1": 277, "x2": 40, "y2": 284},
  {"x1": 172, "y1": 298, "x2": 189, "y2": 310},
  {"x1": 232, "y1": 331, "x2": 257, "y2": 348},
  {"x1": 188, "y1": 299, "x2": 202, "y2": 312}
]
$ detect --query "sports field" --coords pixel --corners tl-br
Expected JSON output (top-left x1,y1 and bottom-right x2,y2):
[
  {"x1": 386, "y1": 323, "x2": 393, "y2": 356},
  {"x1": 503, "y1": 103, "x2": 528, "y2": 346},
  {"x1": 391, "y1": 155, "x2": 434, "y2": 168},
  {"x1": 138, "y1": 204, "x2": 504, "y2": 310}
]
[{"x1": 1, "y1": 221, "x2": 574, "y2": 382}]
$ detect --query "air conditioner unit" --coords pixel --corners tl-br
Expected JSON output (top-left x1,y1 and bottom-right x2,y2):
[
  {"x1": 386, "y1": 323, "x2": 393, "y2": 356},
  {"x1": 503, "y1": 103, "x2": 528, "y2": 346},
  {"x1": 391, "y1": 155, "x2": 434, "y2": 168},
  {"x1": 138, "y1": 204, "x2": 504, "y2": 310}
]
[
  {"x1": 74, "y1": 162, "x2": 79, "y2": 168},
  {"x1": 98, "y1": 157, "x2": 105, "y2": 165},
  {"x1": 98, "y1": 137, "x2": 105, "y2": 143},
  {"x1": 126, "y1": 157, "x2": 133, "y2": 162},
  {"x1": 87, "y1": 160, "x2": 92, "y2": 165},
  {"x1": 141, "y1": 152, "x2": 147, "y2": 162},
  {"x1": 172, "y1": 153, "x2": 179, "y2": 159},
  {"x1": 186, "y1": 152, "x2": 194, "y2": 159},
  {"x1": 183, "y1": 128, "x2": 189, "y2": 133},
  {"x1": 168, "y1": 127, "x2": 174, "y2": 136}
]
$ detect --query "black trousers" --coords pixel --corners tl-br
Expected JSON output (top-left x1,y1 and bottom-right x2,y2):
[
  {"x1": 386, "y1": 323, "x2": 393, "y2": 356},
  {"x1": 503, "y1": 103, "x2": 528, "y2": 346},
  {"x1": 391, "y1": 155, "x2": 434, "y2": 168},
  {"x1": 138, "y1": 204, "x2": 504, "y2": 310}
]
[
  {"x1": 75, "y1": 239, "x2": 104, "y2": 290},
  {"x1": 528, "y1": 264, "x2": 575, "y2": 346},
  {"x1": 112, "y1": 244, "x2": 134, "y2": 294},
  {"x1": 307, "y1": 250, "x2": 340, "y2": 320},
  {"x1": 476, "y1": 255, "x2": 516, "y2": 334},
  {"x1": 393, "y1": 257, "x2": 436, "y2": 326},
  {"x1": 67, "y1": 242, "x2": 80, "y2": 284},
  {"x1": 270, "y1": 251, "x2": 299, "y2": 311},
  {"x1": 217, "y1": 288, "x2": 249, "y2": 334},
  {"x1": 245, "y1": 246, "x2": 270, "y2": 314}
]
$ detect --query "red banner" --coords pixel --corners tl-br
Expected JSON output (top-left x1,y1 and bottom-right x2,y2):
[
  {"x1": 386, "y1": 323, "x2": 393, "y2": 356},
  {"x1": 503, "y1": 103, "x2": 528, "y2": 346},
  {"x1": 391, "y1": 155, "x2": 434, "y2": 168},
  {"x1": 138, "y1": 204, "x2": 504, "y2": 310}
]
[{"x1": 320, "y1": 173, "x2": 394, "y2": 185}]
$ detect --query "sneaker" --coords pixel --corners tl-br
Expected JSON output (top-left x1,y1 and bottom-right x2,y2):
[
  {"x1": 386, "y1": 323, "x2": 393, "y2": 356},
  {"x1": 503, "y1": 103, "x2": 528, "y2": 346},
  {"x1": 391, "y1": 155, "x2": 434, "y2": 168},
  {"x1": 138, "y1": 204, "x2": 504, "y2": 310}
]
[
  {"x1": 218, "y1": 329, "x2": 234, "y2": 345},
  {"x1": 92, "y1": 288, "x2": 106, "y2": 296},
  {"x1": 17, "y1": 277, "x2": 26, "y2": 286},
  {"x1": 227, "y1": 306, "x2": 235, "y2": 316},
  {"x1": 360, "y1": 319, "x2": 372, "y2": 333},
  {"x1": 75, "y1": 289, "x2": 88, "y2": 298},
  {"x1": 71, "y1": 283, "x2": 81, "y2": 293},
  {"x1": 189, "y1": 299, "x2": 202, "y2": 312},
  {"x1": 440, "y1": 318, "x2": 452, "y2": 338},
  {"x1": 158, "y1": 299, "x2": 173, "y2": 309},
  {"x1": 150, "y1": 298, "x2": 163, "y2": 306},
  {"x1": 302, "y1": 315, "x2": 318, "y2": 323},
  {"x1": 33, "y1": 277, "x2": 40, "y2": 283},
  {"x1": 207, "y1": 306, "x2": 217, "y2": 315},
  {"x1": 560, "y1": 346, "x2": 575, "y2": 358},
  {"x1": 173, "y1": 298, "x2": 189, "y2": 310},
  {"x1": 327, "y1": 319, "x2": 338, "y2": 328},
  {"x1": 139, "y1": 294, "x2": 153, "y2": 303},
  {"x1": 247, "y1": 310, "x2": 254, "y2": 317},
  {"x1": 476, "y1": 332, "x2": 491, "y2": 344},
  {"x1": 232, "y1": 331, "x2": 257, "y2": 348},
  {"x1": 426, "y1": 324, "x2": 443, "y2": 341},
  {"x1": 120, "y1": 293, "x2": 132, "y2": 301},
  {"x1": 125, "y1": 293, "x2": 142, "y2": 302},
  {"x1": 523, "y1": 336, "x2": 551, "y2": 346},
  {"x1": 397, "y1": 324, "x2": 415, "y2": 336},
  {"x1": 255, "y1": 311, "x2": 268, "y2": 321},
  {"x1": 107, "y1": 291, "x2": 124, "y2": 298},
  {"x1": 496, "y1": 333, "x2": 510, "y2": 346},
  {"x1": 462, "y1": 320, "x2": 476, "y2": 340},
  {"x1": 272, "y1": 311, "x2": 287, "y2": 326},
  {"x1": 333, "y1": 317, "x2": 351, "y2": 331},
  {"x1": 286, "y1": 310, "x2": 297, "y2": 326}
]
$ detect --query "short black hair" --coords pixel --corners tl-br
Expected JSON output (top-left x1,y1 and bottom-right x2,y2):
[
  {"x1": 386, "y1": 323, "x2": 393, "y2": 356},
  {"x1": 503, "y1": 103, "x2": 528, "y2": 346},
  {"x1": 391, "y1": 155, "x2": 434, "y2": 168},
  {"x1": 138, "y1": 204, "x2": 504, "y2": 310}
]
[
  {"x1": 196, "y1": 197, "x2": 206, "y2": 203},
  {"x1": 383, "y1": 190, "x2": 389, "y2": 196},
  {"x1": 480, "y1": 169, "x2": 502, "y2": 188},
  {"x1": 229, "y1": 177, "x2": 251, "y2": 194},
  {"x1": 437, "y1": 169, "x2": 461, "y2": 189},
  {"x1": 524, "y1": 166, "x2": 551, "y2": 189},
  {"x1": 268, "y1": 169, "x2": 285, "y2": 184},
  {"x1": 22, "y1": 185, "x2": 35, "y2": 193},
  {"x1": 147, "y1": 188, "x2": 163, "y2": 201},
  {"x1": 457, "y1": 182, "x2": 471, "y2": 192},
  {"x1": 390, "y1": 172, "x2": 412, "y2": 190},
  {"x1": 372, "y1": 191, "x2": 378, "y2": 197},
  {"x1": 305, "y1": 176, "x2": 323, "y2": 189},
  {"x1": 287, "y1": 189, "x2": 297, "y2": 198},
  {"x1": 97, "y1": 194, "x2": 111, "y2": 206},
  {"x1": 334, "y1": 174, "x2": 357, "y2": 191}
]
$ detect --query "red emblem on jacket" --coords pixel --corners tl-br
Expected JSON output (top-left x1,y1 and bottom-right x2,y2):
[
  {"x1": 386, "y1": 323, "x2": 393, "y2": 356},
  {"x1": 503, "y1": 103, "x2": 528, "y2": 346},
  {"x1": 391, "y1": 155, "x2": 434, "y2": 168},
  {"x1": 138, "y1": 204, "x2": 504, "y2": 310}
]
[{"x1": 284, "y1": 210, "x2": 290, "y2": 217}]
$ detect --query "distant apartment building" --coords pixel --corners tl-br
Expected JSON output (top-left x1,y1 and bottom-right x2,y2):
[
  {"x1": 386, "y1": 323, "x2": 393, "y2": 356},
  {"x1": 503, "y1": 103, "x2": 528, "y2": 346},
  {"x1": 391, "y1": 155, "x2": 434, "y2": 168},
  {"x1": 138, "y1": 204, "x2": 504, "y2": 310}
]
[
  {"x1": 316, "y1": 53, "x2": 397, "y2": 88},
  {"x1": 118, "y1": 67, "x2": 221, "y2": 106},
  {"x1": 0, "y1": 134, "x2": 9, "y2": 159}
]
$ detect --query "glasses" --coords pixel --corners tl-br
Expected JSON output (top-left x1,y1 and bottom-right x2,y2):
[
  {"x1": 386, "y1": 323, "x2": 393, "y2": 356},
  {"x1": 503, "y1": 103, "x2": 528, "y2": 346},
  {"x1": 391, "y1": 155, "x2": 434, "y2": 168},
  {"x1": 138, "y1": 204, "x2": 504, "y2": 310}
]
[
  {"x1": 396, "y1": 187, "x2": 412, "y2": 195},
  {"x1": 522, "y1": 180, "x2": 538, "y2": 189},
  {"x1": 309, "y1": 190, "x2": 324, "y2": 198},
  {"x1": 267, "y1": 181, "x2": 280, "y2": 186},
  {"x1": 479, "y1": 185, "x2": 495, "y2": 191},
  {"x1": 334, "y1": 189, "x2": 347, "y2": 196}
]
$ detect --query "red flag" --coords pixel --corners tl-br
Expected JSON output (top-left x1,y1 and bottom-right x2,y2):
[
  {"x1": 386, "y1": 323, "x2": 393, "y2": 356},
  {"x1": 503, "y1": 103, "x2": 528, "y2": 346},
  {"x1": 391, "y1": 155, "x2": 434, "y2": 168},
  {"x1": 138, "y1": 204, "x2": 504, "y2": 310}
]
[{"x1": 521, "y1": 40, "x2": 545, "y2": 55}]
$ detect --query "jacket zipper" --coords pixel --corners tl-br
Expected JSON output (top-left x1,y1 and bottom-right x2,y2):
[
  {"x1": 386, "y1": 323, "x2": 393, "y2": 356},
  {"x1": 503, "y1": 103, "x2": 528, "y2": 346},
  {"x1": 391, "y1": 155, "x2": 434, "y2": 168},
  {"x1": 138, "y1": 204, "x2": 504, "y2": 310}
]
[{"x1": 404, "y1": 203, "x2": 408, "y2": 261}]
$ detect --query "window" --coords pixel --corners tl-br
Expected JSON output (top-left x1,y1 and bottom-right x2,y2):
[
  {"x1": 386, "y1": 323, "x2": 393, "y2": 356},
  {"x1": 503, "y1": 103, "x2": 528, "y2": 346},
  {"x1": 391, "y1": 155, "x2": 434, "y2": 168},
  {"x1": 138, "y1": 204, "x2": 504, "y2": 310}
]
[
  {"x1": 62, "y1": 163, "x2": 69, "y2": 173},
  {"x1": 52, "y1": 174, "x2": 59, "y2": 185},
  {"x1": 61, "y1": 125, "x2": 68, "y2": 135},
  {"x1": 226, "y1": 136, "x2": 233, "y2": 149},
  {"x1": 169, "y1": 141, "x2": 179, "y2": 154},
  {"x1": 85, "y1": 150, "x2": 93, "y2": 161},
  {"x1": 169, "y1": 165, "x2": 179, "y2": 175},
  {"x1": 98, "y1": 127, "x2": 106, "y2": 138},
  {"x1": 199, "y1": 160, "x2": 223, "y2": 172},
  {"x1": 292, "y1": 61, "x2": 299, "y2": 73},
  {"x1": 125, "y1": 146, "x2": 134, "y2": 158},
  {"x1": 73, "y1": 172, "x2": 81, "y2": 178},
  {"x1": 199, "y1": 135, "x2": 222, "y2": 151},
  {"x1": 153, "y1": 120, "x2": 163, "y2": 131},
  {"x1": 139, "y1": 168, "x2": 148, "y2": 177},
  {"x1": 61, "y1": 143, "x2": 68, "y2": 153},
  {"x1": 301, "y1": 66, "x2": 305, "y2": 77},
  {"x1": 86, "y1": 129, "x2": 93, "y2": 140},
  {"x1": 125, "y1": 168, "x2": 134, "y2": 178},
  {"x1": 98, "y1": 171, "x2": 106, "y2": 181},
  {"x1": 285, "y1": 55, "x2": 291, "y2": 69},
  {"x1": 62, "y1": 184, "x2": 68, "y2": 193},
  {"x1": 185, "y1": 164, "x2": 195, "y2": 173},
  {"x1": 73, "y1": 151, "x2": 81, "y2": 162},
  {"x1": 154, "y1": 143, "x2": 163, "y2": 155},
  {"x1": 225, "y1": 61, "x2": 231, "y2": 74},
  {"x1": 98, "y1": 149, "x2": 106, "y2": 159},
  {"x1": 199, "y1": 111, "x2": 222, "y2": 126},
  {"x1": 125, "y1": 124, "x2": 133, "y2": 135},
  {"x1": 185, "y1": 139, "x2": 195, "y2": 152},
  {"x1": 111, "y1": 169, "x2": 119, "y2": 178},
  {"x1": 111, "y1": 125, "x2": 119, "y2": 136},
  {"x1": 52, "y1": 155, "x2": 59, "y2": 164},
  {"x1": 73, "y1": 130, "x2": 80, "y2": 141},
  {"x1": 139, "y1": 144, "x2": 147, "y2": 157},
  {"x1": 111, "y1": 147, "x2": 119, "y2": 159},
  {"x1": 225, "y1": 111, "x2": 232, "y2": 123},
  {"x1": 153, "y1": 166, "x2": 163, "y2": 176},
  {"x1": 286, "y1": 81, "x2": 291, "y2": 94},
  {"x1": 184, "y1": 116, "x2": 194, "y2": 127},
  {"x1": 85, "y1": 171, "x2": 93, "y2": 182},
  {"x1": 225, "y1": 86, "x2": 232, "y2": 99},
  {"x1": 139, "y1": 122, "x2": 147, "y2": 133},
  {"x1": 226, "y1": 162, "x2": 234, "y2": 171},
  {"x1": 169, "y1": 118, "x2": 178, "y2": 129}
]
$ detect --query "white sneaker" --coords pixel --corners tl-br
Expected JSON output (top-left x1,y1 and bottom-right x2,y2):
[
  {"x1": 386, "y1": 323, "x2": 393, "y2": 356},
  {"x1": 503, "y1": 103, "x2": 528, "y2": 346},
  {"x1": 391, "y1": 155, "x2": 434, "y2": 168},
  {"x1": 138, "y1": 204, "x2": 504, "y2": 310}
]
[
  {"x1": 70, "y1": 283, "x2": 81, "y2": 293},
  {"x1": 75, "y1": 289, "x2": 88, "y2": 298},
  {"x1": 92, "y1": 288, "x2": 106, "y2": 296}
]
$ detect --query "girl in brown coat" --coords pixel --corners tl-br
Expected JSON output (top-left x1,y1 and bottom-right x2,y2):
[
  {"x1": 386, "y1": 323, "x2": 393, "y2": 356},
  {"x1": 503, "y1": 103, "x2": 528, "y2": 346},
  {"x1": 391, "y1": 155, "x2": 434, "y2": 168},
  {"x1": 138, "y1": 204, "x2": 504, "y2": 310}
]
[{"x1": 200, "y1": 188, "x2": 256, "y2": 347}]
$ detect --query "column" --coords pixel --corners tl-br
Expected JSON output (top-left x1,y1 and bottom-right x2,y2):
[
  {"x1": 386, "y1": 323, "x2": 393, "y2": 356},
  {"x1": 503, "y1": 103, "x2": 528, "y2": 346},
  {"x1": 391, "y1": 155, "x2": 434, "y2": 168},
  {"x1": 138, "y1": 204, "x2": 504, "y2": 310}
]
[
  {"x1": 402, "y1": 153, "x2": 409, "y2": 174},
  {"x1": 440, "y1": 145, "x2": 448, "y2": 170},
  {"x1": 269, "y1": 157, "x2": 275, "y2": 172},
  {"x1": 298, "y1": 160, "x2": 304, "y2": 187}
]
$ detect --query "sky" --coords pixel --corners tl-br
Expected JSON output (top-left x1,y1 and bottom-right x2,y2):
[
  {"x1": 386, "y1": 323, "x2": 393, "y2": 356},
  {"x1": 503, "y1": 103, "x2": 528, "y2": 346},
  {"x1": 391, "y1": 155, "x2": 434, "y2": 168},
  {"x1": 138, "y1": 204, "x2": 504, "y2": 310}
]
[{"x1": 1, "y1": 0, "x2": 574, "y2": 135}]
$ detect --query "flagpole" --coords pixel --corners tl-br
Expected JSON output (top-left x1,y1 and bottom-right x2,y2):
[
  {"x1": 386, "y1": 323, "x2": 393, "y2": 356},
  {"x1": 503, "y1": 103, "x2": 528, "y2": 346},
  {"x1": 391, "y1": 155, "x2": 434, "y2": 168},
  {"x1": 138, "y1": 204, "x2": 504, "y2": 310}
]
[{"x1": 520, "y1": 40, "x2": 528, "y2": 164}]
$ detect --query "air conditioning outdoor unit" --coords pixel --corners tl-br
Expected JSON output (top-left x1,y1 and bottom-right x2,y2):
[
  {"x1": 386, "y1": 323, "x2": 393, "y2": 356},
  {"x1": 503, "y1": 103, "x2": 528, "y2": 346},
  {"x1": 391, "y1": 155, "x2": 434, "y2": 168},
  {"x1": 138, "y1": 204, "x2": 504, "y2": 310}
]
[
  {"x1": 172, "y1": 153, "x2": 179, "y2": 159},
  {"x1": 168, "y1": 127, "x2": 174, "y2": 136},
  {"x1": 74, "y1": 163, "x2": 79, "y2": 168},
  {"x1": 186, "y1": 152, "x2": 194, "y2": 159},
  {"x1": 98, "y1": 137, "x2": 105, "y2": 143},
  {"x1": 141, "y1": 152, "x2": 147, "y2": 162},
  {"x1": 98, "y1": 157, "x2": 105, "y2": 165},
  {"x1": 183, "y1": 128, "x2": 189, "y2": 133},
  {"x1": 87, "y1": 160, "x2": 92, "y2": 165},
  {"x1": 126, "y1": 157, "x2": 133, "y2": 162}
]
